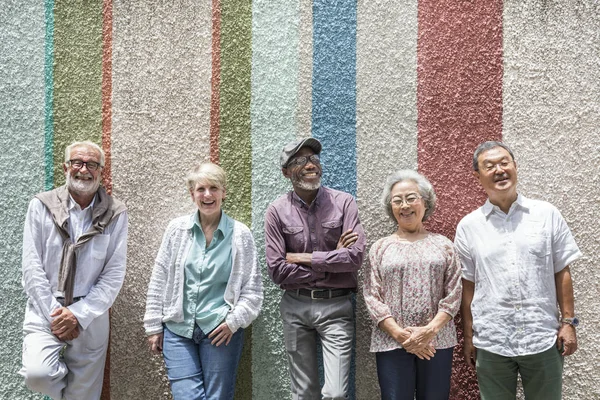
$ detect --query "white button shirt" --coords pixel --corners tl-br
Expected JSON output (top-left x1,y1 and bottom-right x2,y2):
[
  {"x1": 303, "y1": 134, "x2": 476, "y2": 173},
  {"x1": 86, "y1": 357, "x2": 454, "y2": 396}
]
[
  {"x1": 22, "y1": 195, "x2": 128, "y2": 330},
  {"x1": 455, "y1": 194, "x2": 581, "y2": 357}
]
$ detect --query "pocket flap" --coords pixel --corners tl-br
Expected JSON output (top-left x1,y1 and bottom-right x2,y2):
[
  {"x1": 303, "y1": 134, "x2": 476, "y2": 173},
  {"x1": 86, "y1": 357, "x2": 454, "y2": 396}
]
[
  {"x1": 322, "y1": 219, "x2": 343, "y2": 229},
  {"x1": 282, "y1": 226, "x2": 303, "y2": 235}
]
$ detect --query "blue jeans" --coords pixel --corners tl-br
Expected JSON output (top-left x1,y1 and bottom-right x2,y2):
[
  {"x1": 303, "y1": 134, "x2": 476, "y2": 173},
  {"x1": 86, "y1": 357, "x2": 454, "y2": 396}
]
[
  {"x1": 376, "y1": 347, "x2": 454, "y2": 400},
  {"x1": 163, "y1": 325, "x2": 244, "y2": 400}
]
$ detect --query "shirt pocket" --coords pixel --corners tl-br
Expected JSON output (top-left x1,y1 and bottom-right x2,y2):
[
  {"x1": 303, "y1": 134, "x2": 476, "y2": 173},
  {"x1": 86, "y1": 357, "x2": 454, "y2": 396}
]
[
  {"x1": 525, "y1": 232, "x2": 550, "y2": 258},
  {"x1": 322, "y1": 218, "x2": 343, "y2": 249},
  {"x1": 282, "y1": 226, "x2": 304, "y2": 249},
  {"x1": 91, "y1": 234, "x2": 111, "y2": 261}
]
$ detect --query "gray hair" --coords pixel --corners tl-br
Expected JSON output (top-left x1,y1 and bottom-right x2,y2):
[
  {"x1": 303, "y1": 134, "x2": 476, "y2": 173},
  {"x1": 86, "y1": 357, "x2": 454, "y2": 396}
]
[
  {"x1": 381, "y1": 169, "x2": 437, "y2": 222},
  {"x1": 473, "y1": 141, "x2": 515, "y2": 171},
  {"x1": 64, "y1": 141, "x2": 105, "y2": 166},
  {"x1": 185, "y1": 162, "x2": 227, "y2": 192}
]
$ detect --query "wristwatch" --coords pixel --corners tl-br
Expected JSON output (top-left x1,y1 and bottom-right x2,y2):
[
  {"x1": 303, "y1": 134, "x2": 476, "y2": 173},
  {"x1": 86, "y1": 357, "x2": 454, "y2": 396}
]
[{"x1": 561, "y1": 317, "x2": 579, "y2": 327}]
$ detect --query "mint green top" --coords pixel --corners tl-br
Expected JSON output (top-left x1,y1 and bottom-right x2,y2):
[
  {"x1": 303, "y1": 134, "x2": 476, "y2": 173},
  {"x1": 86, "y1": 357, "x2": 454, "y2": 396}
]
[{"x1": 165, "y1": 211, "x2": 233, "y2": 338}]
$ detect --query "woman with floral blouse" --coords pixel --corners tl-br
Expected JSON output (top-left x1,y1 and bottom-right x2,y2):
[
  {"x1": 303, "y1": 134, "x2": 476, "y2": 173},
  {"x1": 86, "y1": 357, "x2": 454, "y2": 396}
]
[{"x1": 364, "y1": 169, "x2": 462, "y2": 400}]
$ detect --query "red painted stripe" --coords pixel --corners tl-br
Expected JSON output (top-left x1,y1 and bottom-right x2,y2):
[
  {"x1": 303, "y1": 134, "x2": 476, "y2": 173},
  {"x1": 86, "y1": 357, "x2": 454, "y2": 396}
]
[
  {"x1": 101, "y1": 1, "x2": 112, "y2": 399},
  {"x1": 101, "y1": 0, "x2": 113, "y2": 195},
  {"x1": 210, "y1": 0, "x2": 221, "y2": 164},
  {"x1": 417, "y1": 1, "x2": 503, "y2": 399}
]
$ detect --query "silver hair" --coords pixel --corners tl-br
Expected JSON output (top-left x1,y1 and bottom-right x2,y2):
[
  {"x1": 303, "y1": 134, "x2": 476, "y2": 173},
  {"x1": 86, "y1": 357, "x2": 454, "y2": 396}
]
[
  {"x1": 64, "y1": 141, "x2": 106, "y2": 167},
  {"x1": 381, "y1": 169, "x2": 437, "y2": 222},
  {"x1": 185, "y1": 162, "x2": 227, "y2": 192},
  {"x1": 473, "y1": 141, "x2": 515, "y2": 171}
]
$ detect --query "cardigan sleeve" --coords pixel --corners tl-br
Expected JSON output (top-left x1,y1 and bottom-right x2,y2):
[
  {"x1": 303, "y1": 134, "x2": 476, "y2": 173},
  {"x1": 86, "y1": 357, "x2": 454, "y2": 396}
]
[
  {"x1": 143, "y1": 221, "x2": 176, "y2": 335},
  {"x1": 225, "y1": 222, "x2": 263, "y2": 333}
]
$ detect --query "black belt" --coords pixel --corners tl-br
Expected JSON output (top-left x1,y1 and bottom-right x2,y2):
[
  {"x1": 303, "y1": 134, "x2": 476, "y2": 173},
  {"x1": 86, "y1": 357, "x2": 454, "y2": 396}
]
[
  {"x1": 56, "y1": 296, "x2": 85, "y2": 306},
  {"x1": 295, "y1": 288, "x2": 352, "y2": 299}
]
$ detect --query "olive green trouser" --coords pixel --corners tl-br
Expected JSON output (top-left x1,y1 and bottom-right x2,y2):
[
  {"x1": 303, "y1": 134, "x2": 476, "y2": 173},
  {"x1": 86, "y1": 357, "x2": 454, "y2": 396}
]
[{"x1": 476, "y1": 346, "x2": 564, "y2": 400}]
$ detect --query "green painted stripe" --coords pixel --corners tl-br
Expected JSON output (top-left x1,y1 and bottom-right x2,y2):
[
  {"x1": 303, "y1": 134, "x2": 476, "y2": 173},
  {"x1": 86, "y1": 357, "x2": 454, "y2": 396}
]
[
  {"x1": 218, "y1": 0, "x2": 253, "y2": 398},
  {"x1": 52, "y1": 0, "x2": 104, "y2": 186},
  {"x1": 219, "y1": 0, "x2": 253, "y2": 224},
  {"x1": 44, "y1": 0, "x2": 55, "y2": 190}
]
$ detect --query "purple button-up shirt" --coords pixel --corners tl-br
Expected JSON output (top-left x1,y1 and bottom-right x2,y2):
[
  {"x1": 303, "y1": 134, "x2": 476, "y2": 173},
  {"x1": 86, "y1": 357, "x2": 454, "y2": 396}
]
[{"x1": 265, "y1": 186, "x2": 366, "y2": 290}]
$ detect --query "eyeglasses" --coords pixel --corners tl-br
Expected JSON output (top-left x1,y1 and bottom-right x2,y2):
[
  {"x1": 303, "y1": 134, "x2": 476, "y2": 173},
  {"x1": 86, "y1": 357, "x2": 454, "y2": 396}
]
[
  {"x1": 67, "y1": 159, "x2": 103, "y2": 171},
  {"x1": 391, "y1": 193, "x2": 422, "y2": 206},
  {"x1": 482, "y1": 160, "x2": 513, "y2": 172},
  {"x1": 287, "y1": 154, "x2": 320, "y2": 168}
]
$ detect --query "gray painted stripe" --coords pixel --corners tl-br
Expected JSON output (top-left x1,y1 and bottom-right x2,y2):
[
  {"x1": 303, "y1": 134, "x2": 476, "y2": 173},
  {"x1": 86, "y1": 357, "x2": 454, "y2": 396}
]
[
  {"x1": 0, "y1": 1, "x2": 46, "y2": 397},
  {"x1": 110, "y1": 1, "x2": 213, "y2": 398},
  {"x1": 503, "y1": 3, "x2": 600, "y2": 398},
  {"x1": 250, "y1": 1, "x2": 300, "y2": 398},
  {"x1": 355, "y1": 1, "x2": 419, "y2": 398}
]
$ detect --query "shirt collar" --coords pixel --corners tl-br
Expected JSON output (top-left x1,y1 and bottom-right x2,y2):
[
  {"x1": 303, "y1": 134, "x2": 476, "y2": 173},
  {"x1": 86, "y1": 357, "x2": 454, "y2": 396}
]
[
  {"x1": 482, "y1": 193, "x2": 529, "y2": 217},
  {"x1": 67, "y1": 193, "x2": 96, "y2": 212},
  {"x1": 291, "y1": 186, "x2": 323, "y2": 208},
  {"x1": 188, "y1": 210, "x2": 230, "y2": 236}
]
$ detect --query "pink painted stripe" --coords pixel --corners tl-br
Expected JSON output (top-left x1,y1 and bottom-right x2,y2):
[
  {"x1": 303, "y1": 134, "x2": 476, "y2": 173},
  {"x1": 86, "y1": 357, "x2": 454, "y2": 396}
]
[
  {"x1": 101, "y1": 1, "x2": 112, "y2": 398},
  {"x1": 416, "y1": 1, "x2": 503, "y2": 398},
  {"x1": 101, "y1": 0, "x2": 113, "y2": 196},
  {"x1": 210, "y1": 0, "x2": 221, "y2": 164}
]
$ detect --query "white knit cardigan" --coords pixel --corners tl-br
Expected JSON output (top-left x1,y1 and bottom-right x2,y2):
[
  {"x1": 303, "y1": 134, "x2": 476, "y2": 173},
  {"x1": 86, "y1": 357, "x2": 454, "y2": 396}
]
[{"x1": 144, "y1": 214, "x2": 263, "y2": 335}]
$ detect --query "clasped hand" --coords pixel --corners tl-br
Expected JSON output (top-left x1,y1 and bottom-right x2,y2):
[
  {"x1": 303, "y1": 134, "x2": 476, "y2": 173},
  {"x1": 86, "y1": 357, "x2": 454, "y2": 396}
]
[
  {"x1": 401, "y1": 326, "x2": 436, "y2": 360},
  {"x1": 50, "y1": 307, "x2": 80, "y2": 341}
]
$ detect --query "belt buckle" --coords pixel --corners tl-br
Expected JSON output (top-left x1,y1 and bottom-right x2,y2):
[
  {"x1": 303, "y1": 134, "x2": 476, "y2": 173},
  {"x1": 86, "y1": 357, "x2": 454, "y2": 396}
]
[{"x1": 311, "y1": 289, "x2": 331, "y2": 300}]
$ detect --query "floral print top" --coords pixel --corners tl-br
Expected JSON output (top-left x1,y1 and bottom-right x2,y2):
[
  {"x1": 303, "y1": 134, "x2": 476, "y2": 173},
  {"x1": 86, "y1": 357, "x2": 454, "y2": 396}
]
[{"x1": 364, "y1": 233, "x2": 462, "y2": 351}]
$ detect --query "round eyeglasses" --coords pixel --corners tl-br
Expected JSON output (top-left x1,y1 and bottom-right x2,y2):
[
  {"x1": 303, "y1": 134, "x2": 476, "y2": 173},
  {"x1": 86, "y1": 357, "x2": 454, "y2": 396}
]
[{"x1": 391, "y1": 194, "x2": 422, "y2": 207}]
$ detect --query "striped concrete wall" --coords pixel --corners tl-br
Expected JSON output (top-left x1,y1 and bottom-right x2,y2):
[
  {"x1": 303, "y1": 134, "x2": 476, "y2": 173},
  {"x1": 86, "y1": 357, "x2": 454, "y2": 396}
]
[{"x1": 1, "y1": 1, "x2": 598, "y2": 399}]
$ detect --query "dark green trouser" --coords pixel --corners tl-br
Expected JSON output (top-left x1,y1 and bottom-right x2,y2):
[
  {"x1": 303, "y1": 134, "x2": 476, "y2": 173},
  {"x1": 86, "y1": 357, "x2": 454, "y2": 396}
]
[{"x1": 476, "y1": 346, "x2": 564, "y2": 400}]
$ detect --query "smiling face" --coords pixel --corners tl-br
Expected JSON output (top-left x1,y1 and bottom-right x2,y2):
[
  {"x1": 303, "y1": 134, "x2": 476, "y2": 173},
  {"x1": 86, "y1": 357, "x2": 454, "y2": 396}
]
[
  {"x1": 190, "y1": 179, "x2": 225, "y2": 219},
  {"x1": 474, "y1": 146, "x2": 518, "y2": 202},
  {"x1": 282, "y1": 146, "x2": 322, "y2": 192},
  {"x1": 390, "y1": 180, "x2": 426, "y2": 232},
  {"x1": 63, "y1": 145, "x2": 103, "y2": 197}
]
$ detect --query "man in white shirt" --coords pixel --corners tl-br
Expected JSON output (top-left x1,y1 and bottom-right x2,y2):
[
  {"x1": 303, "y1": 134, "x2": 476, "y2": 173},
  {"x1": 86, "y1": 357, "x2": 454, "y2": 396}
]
[
  {"x1": 20, "y1": 141, "x2": 128, "y2": 400},
  {"x1": 455, "y1": 141, "x2": 581, "y2": 400}
]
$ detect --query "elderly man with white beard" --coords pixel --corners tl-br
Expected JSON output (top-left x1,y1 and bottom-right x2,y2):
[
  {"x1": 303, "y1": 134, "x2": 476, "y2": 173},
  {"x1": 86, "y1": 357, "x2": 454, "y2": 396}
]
[
  {"x1": 19, "y1": 141, "x2": 128, "y2": 400},
  {"x1": 265, "y1": 138, "x2": 366, "y2": 399}
]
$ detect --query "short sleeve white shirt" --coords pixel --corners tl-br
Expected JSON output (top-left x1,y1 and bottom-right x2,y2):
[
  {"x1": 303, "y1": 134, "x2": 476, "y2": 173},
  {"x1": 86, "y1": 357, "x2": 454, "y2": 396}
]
[{"x1": 455, "y1": 194, "x2": 581, "y2": 356}]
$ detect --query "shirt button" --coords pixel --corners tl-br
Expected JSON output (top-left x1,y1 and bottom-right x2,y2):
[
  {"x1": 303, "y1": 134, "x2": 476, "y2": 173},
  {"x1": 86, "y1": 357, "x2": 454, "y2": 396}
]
[{"x1": 516, "y1": 305, "x2": 521, "y2": 311}]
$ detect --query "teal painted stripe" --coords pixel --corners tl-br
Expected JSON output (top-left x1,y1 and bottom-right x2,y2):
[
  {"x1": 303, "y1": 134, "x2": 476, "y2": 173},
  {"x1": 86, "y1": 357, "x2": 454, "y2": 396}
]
[
  {"x1": 250, "y1": 0, "x2": 301, "y2": 397},
  {"x1": 44, "y1": 0, "x2": 55, "y2": 190}
]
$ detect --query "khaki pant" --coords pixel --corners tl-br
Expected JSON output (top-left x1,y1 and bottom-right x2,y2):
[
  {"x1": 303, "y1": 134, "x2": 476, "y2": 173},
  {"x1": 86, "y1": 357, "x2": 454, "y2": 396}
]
[{"x1": 20, "y1": 302, "x2": 109, "y2": 400}]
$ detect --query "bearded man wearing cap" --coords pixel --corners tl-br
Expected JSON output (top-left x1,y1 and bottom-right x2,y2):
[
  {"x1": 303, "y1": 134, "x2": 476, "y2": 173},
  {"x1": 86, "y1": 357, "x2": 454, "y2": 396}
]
[{"x1": 264, "y1": 137, "x2": 366, "y2": 400}]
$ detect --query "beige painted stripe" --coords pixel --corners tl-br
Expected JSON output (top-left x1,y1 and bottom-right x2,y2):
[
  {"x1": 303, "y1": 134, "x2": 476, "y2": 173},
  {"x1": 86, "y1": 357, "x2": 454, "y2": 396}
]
[
  {"x1": 355, "y1": 1, "x2": 419, "y2": 398},
  {"x1": 296, "y1": 0, "x2": 312, "y2": 138},
  {"x1": 110, "y1": 1, "x2": 212, "y2": 398},
  {"x1": 503, "y1": 2, "x2": 600, "y2": 398}
]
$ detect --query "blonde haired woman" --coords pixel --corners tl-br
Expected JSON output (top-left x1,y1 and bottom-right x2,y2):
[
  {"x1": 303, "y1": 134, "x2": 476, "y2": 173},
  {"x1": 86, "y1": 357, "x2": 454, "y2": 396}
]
[{"x1": 144, "y1": 163, "x2": 262, "y2": 400}]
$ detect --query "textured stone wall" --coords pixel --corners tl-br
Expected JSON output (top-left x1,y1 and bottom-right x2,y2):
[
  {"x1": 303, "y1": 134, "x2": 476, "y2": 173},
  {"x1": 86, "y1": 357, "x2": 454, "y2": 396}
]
[{"x1": 1, "y1": 1, "x2": 598, "y2": 399}]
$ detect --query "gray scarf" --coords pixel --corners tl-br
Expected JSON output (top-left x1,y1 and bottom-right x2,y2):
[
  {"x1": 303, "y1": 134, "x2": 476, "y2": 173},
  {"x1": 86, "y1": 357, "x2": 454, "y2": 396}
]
[{"x1": 35, "y1": 185, "x2": 126, "y2": 306}]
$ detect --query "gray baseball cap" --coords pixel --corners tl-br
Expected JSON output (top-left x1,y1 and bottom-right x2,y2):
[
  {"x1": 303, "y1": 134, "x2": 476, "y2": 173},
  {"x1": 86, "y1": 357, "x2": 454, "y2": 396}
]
[{"x1": 280, "y1": 138, "x2": 322, "y2": 168}]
